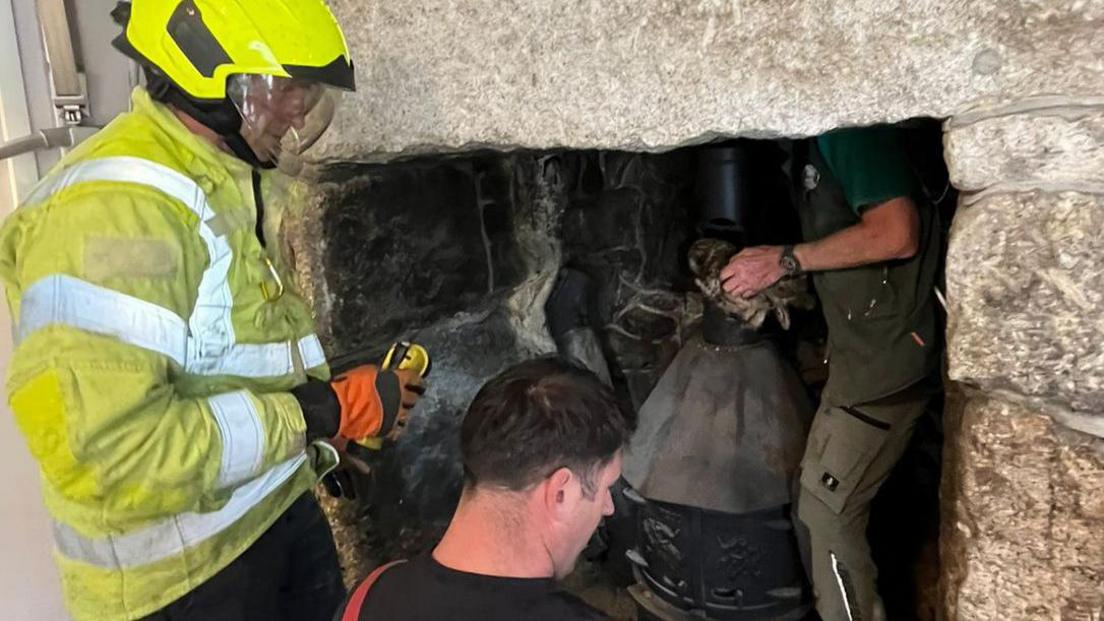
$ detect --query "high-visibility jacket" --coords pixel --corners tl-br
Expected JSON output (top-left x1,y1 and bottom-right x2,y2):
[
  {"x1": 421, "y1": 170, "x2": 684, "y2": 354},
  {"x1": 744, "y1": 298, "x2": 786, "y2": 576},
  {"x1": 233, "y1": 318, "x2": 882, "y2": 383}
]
[{"x1": 0, "y1": 88, "x2": 339, "y2": 621}]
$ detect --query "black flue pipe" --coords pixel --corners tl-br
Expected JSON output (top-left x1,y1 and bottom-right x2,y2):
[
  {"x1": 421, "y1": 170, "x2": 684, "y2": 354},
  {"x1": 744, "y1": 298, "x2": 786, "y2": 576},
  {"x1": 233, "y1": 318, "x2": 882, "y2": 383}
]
[{"x1": 695, "y1": 144, "x2": 754, "y2": 245}]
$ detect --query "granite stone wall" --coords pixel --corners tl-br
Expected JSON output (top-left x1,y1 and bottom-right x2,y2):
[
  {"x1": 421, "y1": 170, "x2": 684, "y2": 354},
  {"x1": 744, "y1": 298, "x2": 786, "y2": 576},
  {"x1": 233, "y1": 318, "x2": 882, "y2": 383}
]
[
  {"x1": 941, "y1": 104, "x2": 1104, "y2": 620},
  {"x1": 280, "y1": 2, "x2": 1104, "y2": 615}
]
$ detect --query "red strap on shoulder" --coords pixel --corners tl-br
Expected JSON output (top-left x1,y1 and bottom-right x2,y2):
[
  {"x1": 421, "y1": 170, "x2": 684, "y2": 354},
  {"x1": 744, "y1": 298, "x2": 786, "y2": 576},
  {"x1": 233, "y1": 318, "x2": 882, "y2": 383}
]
[{"x1": 341, "y1": 559, "x2": 407, "y2": 621}]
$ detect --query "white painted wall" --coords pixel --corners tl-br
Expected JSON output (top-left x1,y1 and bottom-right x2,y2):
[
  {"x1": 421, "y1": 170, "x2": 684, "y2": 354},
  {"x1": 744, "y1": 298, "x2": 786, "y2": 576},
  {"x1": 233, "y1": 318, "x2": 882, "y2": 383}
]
[
  {"x1": 1, "y1": 1, "x2": 130, "y2": 618},
  {"x1": 0, "y1": 1, "x2": 67, "y2": 616},
  {"x1": 0, "y1": 374, "x2": 67, "y2": 621},
  {"x1": 0, "y1": 2, "x2": 67, "y2": 616}
]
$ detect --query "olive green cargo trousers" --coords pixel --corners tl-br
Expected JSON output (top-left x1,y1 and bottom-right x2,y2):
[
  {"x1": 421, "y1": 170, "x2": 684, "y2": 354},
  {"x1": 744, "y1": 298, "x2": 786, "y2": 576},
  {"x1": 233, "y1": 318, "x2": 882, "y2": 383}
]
[{"x1": 795, "y1": 383, "x2": 934, "y2": 621}]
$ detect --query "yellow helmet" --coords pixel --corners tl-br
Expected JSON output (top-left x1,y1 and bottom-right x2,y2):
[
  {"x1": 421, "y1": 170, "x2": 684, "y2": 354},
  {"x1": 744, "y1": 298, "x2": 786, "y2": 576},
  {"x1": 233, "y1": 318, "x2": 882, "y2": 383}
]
[
  {"x1": 113, "y1": 0, "x2": 354, "y2": 99},
  {"x1": 111, "y1": 0, "x2": 355, "y2": 170}
]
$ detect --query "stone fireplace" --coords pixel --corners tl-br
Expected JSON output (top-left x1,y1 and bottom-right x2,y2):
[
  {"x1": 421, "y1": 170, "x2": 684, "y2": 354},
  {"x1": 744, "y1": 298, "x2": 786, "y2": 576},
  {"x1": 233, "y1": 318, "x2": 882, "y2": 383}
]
[
  {"x1": 289, "y1": 148, "x2": 701, "y2": 563},
  {"x1": 278, "y1": 2, "x2": 1104, "y2": 619}
]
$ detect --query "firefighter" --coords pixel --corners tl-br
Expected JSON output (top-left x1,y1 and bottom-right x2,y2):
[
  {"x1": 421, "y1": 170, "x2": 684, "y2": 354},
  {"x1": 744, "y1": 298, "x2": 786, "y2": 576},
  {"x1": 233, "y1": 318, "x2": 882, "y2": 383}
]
[{"x1": 0, "y1": 2, "x2": 421, "y2": 619}]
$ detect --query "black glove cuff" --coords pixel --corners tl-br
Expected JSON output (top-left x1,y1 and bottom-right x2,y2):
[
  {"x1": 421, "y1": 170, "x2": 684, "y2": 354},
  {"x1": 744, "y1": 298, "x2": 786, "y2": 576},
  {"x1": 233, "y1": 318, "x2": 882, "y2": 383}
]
[
  {"x1": 375, "y1": 370, "x2": 402, "y2": 436},
  {"x1": 291, "y1": 379, "x2": 341, "y2": 441}
]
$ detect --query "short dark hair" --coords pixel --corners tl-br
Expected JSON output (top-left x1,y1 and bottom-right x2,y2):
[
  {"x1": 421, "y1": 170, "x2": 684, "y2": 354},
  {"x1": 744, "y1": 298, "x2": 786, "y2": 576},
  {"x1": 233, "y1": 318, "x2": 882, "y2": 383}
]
[{"x1": 460, "y1": 356, "x2": 636, "y2": 496}]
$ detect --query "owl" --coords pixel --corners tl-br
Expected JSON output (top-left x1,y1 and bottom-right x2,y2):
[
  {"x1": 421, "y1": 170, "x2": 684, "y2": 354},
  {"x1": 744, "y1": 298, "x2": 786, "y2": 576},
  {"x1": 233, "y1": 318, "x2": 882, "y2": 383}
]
[{"x1": 688, "y1": 238, "x2": 813, "y2": 330}]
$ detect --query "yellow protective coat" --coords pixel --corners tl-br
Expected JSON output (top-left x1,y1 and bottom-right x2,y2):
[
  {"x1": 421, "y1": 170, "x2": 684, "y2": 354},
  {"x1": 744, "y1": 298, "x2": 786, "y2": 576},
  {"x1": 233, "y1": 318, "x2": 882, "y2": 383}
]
[{"x1": 0, "y1": 88, "x2": 336, "y2": 620}]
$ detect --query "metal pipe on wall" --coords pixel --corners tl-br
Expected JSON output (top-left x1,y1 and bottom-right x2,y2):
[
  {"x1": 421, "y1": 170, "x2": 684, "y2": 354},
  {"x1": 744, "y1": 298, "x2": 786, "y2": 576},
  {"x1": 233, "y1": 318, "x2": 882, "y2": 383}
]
[{"x1": 0, "y1": 125, "x2": 97, "y2": 161}]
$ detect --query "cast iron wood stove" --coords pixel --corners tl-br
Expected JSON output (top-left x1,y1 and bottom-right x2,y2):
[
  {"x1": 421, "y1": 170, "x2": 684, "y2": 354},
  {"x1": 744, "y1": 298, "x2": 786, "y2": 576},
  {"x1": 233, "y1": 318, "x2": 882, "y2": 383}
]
[{"x1": 621, "y1": 303, "x2": 814, "y2": 621}]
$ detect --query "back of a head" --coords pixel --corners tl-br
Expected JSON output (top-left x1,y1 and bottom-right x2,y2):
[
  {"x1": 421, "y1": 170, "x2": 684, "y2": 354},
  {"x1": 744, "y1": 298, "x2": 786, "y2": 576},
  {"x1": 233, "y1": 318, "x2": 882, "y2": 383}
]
[{"x1": 461, "y1": 356, "x2": 637, "y2": 496}]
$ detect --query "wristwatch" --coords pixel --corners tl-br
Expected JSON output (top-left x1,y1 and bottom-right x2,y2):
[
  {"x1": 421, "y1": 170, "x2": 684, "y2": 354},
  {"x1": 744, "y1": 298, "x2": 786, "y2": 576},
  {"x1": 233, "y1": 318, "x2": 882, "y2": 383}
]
[{"x1": 779, "y1": 245, "x2": 804, "y2": 277}]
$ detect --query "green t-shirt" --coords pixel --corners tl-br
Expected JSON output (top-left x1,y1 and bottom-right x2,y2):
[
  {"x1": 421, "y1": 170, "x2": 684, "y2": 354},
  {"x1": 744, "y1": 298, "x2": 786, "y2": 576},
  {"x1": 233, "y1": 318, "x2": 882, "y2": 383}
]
[{"x1": 816, "y1": 126, "x2": 918, "y2": 215}]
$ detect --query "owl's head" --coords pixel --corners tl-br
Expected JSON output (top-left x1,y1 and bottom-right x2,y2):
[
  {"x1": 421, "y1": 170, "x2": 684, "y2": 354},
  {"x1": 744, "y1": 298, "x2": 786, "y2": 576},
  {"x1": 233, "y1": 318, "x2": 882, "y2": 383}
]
[{"x1": 688, "y1": 238, "x2": 738, "y2": 281}]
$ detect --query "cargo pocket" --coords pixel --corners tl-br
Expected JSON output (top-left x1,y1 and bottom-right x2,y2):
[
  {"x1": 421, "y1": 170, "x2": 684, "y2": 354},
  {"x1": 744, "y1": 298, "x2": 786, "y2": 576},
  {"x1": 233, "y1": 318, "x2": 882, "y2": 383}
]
[{"x1": 799, "y1": 405, "x2": 891, "y2": 515}]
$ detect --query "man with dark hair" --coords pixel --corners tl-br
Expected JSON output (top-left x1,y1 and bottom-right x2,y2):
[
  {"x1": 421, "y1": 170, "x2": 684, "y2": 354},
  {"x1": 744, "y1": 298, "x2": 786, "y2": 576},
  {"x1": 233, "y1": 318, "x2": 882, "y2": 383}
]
[{"x1": 336, "y1": 356, "x2": 636, "y2": 621}]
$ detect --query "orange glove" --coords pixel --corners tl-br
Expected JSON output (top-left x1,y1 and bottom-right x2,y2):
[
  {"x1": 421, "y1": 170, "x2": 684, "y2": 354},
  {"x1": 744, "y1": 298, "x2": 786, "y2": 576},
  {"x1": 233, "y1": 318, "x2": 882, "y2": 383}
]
[
  {"x1": 330, "y1": 366, "x2": 391, "y2": 439},
  {"x1": 292, "y1": 365, "x2": 425, "y2": 442},
  {"x1": 332, "y1": 365, "x2": 425, "y2": 439}
]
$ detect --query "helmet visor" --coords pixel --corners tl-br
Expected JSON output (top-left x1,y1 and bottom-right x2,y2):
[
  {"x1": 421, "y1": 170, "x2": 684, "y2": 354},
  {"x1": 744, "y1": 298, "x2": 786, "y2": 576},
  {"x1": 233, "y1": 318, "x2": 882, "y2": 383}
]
[{"x1": 227, "y1": 73, "x2": 338, "y2": 174}]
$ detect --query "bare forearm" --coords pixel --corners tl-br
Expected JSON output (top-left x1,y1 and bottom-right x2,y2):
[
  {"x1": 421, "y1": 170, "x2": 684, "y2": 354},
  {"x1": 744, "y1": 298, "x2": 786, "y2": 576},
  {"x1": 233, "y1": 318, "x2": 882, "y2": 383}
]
[
  {"x1": 794, "y1": 197, "x2": 920, "y2": 272},
  {"x1": 721, "y1": 197, "x2": 921, "y2": 298},
  {"x1": 794, "y1": 224, "x2": 899, "y2": 271}
]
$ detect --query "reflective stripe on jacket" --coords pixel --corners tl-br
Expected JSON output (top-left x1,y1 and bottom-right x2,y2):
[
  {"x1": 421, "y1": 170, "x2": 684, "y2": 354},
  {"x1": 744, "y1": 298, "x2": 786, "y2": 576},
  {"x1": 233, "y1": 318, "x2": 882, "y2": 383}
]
[{"x1": 0, "y1": 88, "x2": 336, "y2": 621}]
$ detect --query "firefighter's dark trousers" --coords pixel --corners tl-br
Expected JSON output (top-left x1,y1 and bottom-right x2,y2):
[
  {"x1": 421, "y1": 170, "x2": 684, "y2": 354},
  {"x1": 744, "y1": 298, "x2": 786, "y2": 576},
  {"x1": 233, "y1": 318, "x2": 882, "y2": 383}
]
[{"x1": 141, "y1": 493, "x2": 346, "y2": 621}]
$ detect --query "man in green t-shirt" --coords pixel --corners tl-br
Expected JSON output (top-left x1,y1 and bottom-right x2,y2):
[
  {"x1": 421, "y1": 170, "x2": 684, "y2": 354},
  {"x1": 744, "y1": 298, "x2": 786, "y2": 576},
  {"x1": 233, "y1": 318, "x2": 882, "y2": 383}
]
[{"x1": 721, "y1": 125, "x2": 942, "y2": 621}]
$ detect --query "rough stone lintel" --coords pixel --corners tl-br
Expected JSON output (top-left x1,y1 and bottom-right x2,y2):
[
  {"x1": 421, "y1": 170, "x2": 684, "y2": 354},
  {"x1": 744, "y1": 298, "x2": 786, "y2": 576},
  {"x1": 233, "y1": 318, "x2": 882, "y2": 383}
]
[{"x1": 313, "y1": 0, "x2": 1104, "y2": 161}]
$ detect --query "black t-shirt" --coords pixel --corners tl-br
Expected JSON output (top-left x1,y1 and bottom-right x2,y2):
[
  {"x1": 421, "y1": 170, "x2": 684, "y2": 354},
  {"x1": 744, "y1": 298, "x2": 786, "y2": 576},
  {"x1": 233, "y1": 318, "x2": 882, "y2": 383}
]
[{"x1": 347, "y1": 553, "x2": 607, "y2": 621}]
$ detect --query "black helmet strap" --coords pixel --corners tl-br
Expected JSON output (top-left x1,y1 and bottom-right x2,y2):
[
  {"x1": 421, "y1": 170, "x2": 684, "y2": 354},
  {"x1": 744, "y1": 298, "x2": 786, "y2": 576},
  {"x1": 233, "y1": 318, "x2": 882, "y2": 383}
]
[{"x1": 143, "y1": 67, "x2": 275, "y2": 170}]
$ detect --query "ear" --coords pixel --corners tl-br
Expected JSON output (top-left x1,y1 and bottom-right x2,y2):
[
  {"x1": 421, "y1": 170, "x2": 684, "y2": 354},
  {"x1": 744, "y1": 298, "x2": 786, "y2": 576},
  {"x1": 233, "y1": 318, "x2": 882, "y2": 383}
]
[{"x1": 542, "y1": 467, "x2": 575, "y2": 518}]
